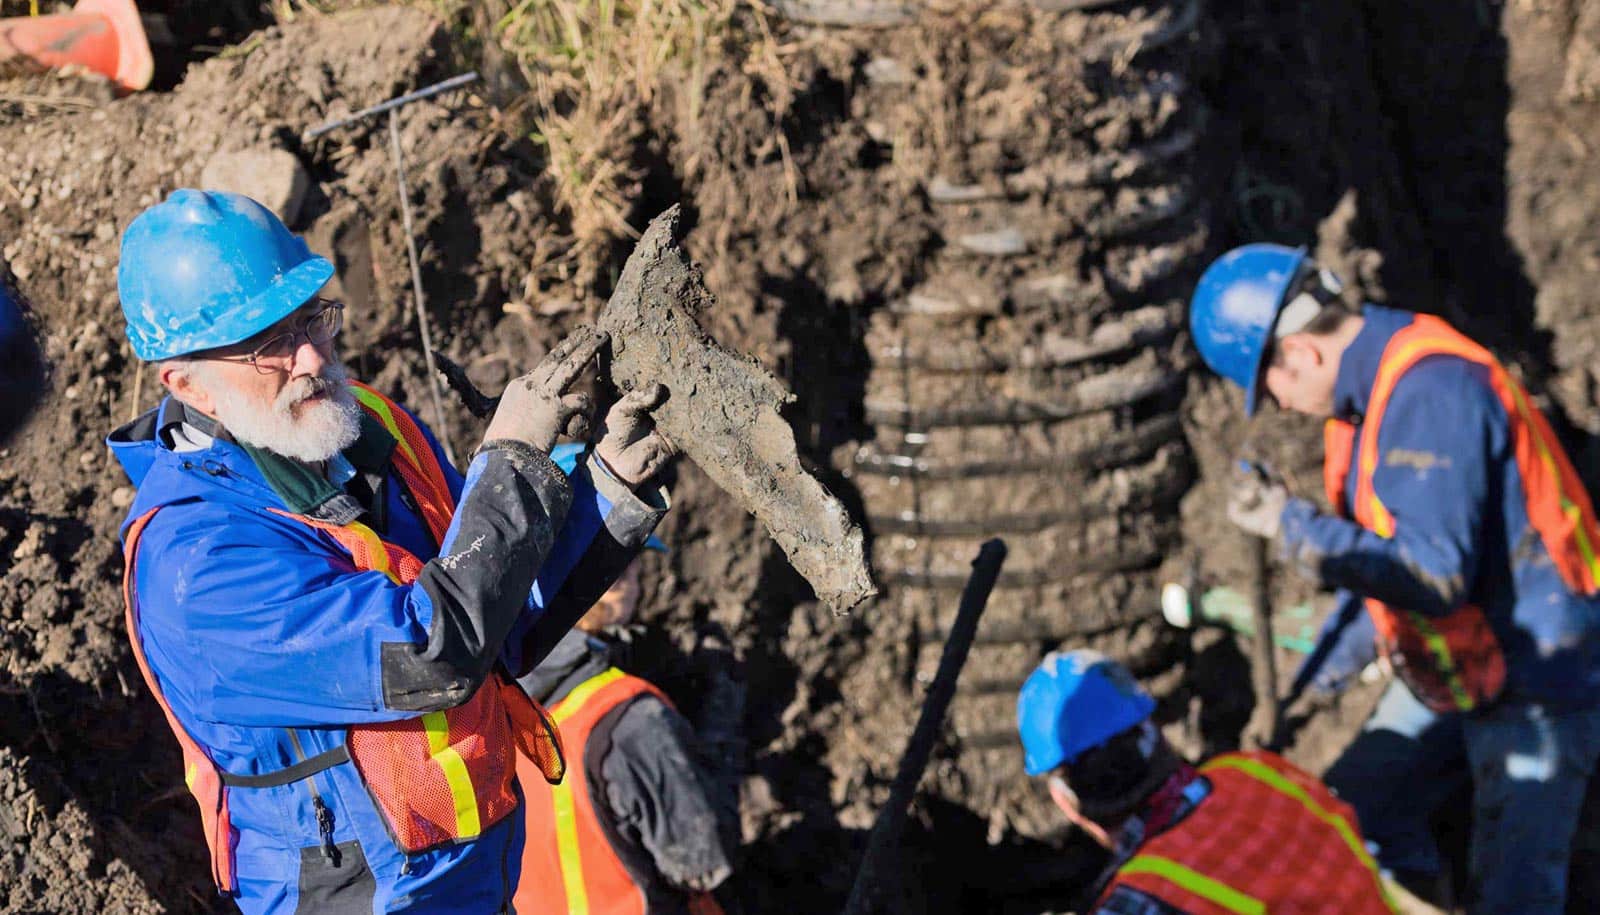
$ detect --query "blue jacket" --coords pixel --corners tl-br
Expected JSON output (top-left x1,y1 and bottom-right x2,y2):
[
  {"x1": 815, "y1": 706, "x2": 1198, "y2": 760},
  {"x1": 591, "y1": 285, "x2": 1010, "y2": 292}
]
[
  {"x1": 1281, "y1": 305, "x2": 1600, "y2": 709},
  {"x1": 108, "y1": 396, "x2": 666, "y2": 914}
]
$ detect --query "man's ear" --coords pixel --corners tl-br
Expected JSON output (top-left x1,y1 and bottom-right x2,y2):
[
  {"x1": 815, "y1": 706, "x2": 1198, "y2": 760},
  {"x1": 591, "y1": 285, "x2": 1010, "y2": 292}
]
[
  {"x1": 1277, "y1": 334, "x2": 1323, "y2": 372},
  {"x1": 159, "y1": 361, "x2": 215, "y2": 417}
]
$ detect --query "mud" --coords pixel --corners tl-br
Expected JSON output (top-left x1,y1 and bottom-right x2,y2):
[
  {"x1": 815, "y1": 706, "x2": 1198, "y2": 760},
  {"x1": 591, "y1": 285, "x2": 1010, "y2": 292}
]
[
  {"x1": 600, "y1": 205, "x2": 876, "y2": 614},
  {"x1": 0, "y1": 0, "x2": 1596, "y2": 912}
]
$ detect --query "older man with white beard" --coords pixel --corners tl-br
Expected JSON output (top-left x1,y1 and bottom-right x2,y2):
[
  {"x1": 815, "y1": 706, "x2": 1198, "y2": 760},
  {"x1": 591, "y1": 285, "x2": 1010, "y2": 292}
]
[{"x1": 107, "y1": 189, "x2": 676, "y2": 915}]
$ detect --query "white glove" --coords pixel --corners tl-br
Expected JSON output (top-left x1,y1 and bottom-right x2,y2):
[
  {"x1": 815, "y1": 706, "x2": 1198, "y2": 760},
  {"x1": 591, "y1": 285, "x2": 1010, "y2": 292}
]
[{"x1": 1227, "y1": 471, "x2": 1288, "y2": 539}]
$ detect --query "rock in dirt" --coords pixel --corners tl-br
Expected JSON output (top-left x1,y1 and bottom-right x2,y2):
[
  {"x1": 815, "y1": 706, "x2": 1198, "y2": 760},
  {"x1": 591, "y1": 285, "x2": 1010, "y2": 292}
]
[
  {"x1": 199, "y1": 147, "x2": 311, "y2": 225},
  {"x1": 599, "y1": 206, "x2": 877, "y2": 614}
]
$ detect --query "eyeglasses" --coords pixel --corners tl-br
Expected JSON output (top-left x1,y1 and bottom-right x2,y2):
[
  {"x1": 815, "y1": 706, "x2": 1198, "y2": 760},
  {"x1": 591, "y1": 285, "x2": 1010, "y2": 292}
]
[{"x1": 207, "y1": 299, "x2": 344, "y2": 374}]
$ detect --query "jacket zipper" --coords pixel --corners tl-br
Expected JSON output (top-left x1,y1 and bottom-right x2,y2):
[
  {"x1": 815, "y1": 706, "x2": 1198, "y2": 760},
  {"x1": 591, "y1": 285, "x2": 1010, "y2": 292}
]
[{"x1": 287, "y1": 729, "x2": 341, "y2": 866}]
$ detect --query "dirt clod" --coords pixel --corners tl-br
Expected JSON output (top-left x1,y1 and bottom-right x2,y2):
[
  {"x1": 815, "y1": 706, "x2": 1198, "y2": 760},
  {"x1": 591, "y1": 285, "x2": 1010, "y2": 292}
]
[{"x1": 601, "y1": 206, "x2": 877, "y2": 614}]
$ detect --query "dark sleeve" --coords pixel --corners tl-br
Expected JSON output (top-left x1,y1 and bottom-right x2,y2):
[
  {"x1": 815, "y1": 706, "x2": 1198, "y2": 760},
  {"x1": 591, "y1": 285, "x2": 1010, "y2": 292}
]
[
  {"x1": 514, "y1": 453, "x2": 669, "y2": 673},
  {"x1": 600, "y1": 697, "x2": 738, "y2": 892},
  {"x1": 1278, "y1": 357, "x2": 1502, "y2": 616},
  {"x1": 380, "y1": 440, "x2": 573, "y2": 711},
  {"x1": 1095, "y1": 884, "x2": 1191, "y2": 915}
]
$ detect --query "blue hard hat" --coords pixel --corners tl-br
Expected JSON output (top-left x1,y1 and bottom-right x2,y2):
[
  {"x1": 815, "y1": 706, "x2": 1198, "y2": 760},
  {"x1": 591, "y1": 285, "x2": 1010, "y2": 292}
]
[
  {"x1": 1188, "y1": 243, "x2": 1309, "y2": 416},
  {"x1": 551, "y1": 443, "x2": 667, "y2": 552},
  {"x1": 118, "y1": 189, "x2": 334, "y2": 361},
  {"x1": 1017, "y1": 649, "x2": 1155, "y2": 776}
]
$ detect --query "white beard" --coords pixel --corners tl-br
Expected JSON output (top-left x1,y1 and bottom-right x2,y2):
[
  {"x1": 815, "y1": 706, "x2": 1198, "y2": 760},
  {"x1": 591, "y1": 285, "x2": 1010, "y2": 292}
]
[{"x1": 187, "y1": 361, "x2": 362, "y2": 464}]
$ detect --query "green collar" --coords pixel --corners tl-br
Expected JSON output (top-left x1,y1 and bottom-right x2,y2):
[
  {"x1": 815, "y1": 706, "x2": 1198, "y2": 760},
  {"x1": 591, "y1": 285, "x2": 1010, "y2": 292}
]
[{"x1": 239, "y1": 410, "x2": 397, "y2": 521}]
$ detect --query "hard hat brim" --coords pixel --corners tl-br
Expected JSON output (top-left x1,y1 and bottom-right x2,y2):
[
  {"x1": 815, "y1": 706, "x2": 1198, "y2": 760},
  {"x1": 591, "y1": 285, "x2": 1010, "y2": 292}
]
[
  {"x1": 1241, "y1": 246, "x2": 1310, "y2": 417},
  {"x1": 130, "y1": 255, "x2": 334, "y2": 361}
]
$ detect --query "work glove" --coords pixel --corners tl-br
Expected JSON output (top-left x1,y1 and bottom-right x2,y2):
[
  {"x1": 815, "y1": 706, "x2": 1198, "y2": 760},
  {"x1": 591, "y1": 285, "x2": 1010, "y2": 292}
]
[
  {"x1": 483, "y1": 326, "x2": 607, "y2": 451},
  {"x1": 595, "y1": 383, "x2": 678, "y2": 487},
  {"x1": 1226, "y1": 468, "x2": 1289, "y2": 539}
]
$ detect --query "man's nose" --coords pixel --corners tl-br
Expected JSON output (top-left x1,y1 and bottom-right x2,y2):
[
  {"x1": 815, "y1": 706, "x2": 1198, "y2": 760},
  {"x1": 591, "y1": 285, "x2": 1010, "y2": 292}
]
[{"x1": 289, "y1": 337, "x2": 327, "y2": 378}]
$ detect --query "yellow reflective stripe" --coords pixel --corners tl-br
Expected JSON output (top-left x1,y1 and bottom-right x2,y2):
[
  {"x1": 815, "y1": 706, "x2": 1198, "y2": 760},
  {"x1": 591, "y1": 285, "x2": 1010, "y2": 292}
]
[
  {"x1": 1120, "y1": 855, "x2": 1264, "y2": 915},
  {"x1": 350, "y1": 384, "x2": 421, "y2": 469},
  {"x1": 1368, "y1": 494, "x2": 1394, "y2": 539},
  {"x1": 1506, "y1": 381, "x2": 1600, "y2": 590},
  {"x1": 552, "y1": 668, "x2": 627, "y2": 726},
  {"x1": 1405, "y1": 610, "x2": 1474, "y2": 711},
  {"x1": 345, "y1": 521, "x2": 399, "y2": 583},
  {"x1": 1203, "y1": 757, "x2": 1397, "y2": 911},
  {"x1": 422, "y1": 710, "x2": 481, "y2": 838},
  {"x1": 551, "y1": 778, "x2": 591, "y2": 914}
]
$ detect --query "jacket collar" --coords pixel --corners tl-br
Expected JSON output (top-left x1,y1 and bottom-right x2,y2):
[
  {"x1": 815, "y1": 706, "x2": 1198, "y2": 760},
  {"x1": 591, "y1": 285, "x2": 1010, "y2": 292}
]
[
  {"x1": 108, "y1": 391, "x2": 399, "y2": 526},
  {"x1": 236, "y1": 410, "x2": 395, "y2": 524},
  {"x1": 1332, "y1": 304, "x2": 1415, "y2": 421}
]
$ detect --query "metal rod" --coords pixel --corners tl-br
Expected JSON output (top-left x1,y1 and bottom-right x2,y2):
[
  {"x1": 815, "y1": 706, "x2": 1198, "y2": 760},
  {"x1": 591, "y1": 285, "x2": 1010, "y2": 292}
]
[
  {"x1": 842, "y1": 539, "x2": 1008, "y2": 915},
  {"x1": 1247, "y1": 534, "x2": 1282, "y2": 749},
  {"x1": 304, "y1": 72, "x2": 481, "y2": 139},
  {"x1": 388, "y1": 109, "x2": 457, "y2": 465}
]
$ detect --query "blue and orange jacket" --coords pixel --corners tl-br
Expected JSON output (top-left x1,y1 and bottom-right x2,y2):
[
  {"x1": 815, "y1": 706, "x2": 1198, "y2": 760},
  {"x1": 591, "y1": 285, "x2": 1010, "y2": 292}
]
[
  {"x1": 1281, "y1": 305, "x2": 1600, "y2": 710},
  {"x1": 107, "y1": 388, "x2": 665, "y2": 914}
]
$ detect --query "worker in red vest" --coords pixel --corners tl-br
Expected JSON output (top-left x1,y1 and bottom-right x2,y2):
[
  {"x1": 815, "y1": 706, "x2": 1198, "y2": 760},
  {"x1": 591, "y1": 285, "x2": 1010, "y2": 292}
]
[
  {"x1": 1018, "y1": 649, "x2": 1395, "y2": 913},
  {"x1": 1189, "y1": 243, "x2": 1600, "y2": 913},
  {"x1": 513, "y1": 531, "x2": 740, "y2": 915}
]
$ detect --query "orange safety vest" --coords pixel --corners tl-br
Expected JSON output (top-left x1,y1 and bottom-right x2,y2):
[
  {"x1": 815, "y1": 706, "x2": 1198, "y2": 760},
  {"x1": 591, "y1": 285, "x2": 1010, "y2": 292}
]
[
  {"x1": 516, "y1": 667, "x2": 724, "y2": 915},
  {"x1": 1322, "y1": 314, "x2": 1600, "y2": 713},
  {"x1": 121, "y1": 382, "x2": 566, "y2": 892},
  {"x1": 1104, "y1": 751, "x2": 1395, "y2": 915}
]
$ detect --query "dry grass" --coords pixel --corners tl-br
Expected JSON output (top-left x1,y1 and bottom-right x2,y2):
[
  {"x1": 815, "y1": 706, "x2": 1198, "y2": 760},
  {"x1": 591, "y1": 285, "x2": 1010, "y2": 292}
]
[{"x1": 493, "y1": 0, "x2": 788, "y2": 286}]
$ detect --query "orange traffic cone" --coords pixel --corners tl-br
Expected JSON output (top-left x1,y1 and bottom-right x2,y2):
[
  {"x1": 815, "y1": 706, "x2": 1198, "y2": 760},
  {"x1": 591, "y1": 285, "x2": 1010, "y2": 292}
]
[{"x1": 0, "y1": 0, "x2": 152, "y2": 93}]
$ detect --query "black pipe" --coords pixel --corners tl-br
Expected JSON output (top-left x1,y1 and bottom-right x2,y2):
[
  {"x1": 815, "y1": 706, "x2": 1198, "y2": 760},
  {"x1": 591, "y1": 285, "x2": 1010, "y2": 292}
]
[{"x1": 842, "y1": 539, "x2": 1008, "y2": 915}]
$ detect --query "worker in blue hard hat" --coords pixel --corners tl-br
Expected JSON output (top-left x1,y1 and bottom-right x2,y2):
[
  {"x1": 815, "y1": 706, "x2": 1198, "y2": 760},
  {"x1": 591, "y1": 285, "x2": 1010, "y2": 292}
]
[
  {"x1": 1189, "y1": 242, "x2": 1600, "y2": 912},
  {"x1": 510, "y1": 485, "x2": 741, "y2": 915},
  {"x1": 0, "y1": 257, "x2": 46, "y2": 445},
  {"x1": 1016, "y1": 649, "x2": 1393, "y2": 913},
  {"x1": 106, "y1": 188, "x2": 678, "y2": 914}
]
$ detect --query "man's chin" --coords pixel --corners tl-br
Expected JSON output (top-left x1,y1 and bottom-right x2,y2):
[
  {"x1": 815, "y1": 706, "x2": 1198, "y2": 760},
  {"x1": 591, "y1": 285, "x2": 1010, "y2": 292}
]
[{"x1": 229, "y1": 400, "x2": 361, "y2": 464}]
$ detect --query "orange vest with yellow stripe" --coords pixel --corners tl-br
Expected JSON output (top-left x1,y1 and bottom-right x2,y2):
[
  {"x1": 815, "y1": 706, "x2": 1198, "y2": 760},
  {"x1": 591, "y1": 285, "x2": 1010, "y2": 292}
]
[
  {"x1": 121, "y1": 382, "x2": 566, "y2": 892},
  {"x1": 1105, "y1": 751, "x2": 1394, "y2": 915},
  {"x1": 1322, "y1": 314, "x2": 1600, "y2": 713},
  {"x1": 516, "y1": 667, "x2": 724, "y2": 915}
]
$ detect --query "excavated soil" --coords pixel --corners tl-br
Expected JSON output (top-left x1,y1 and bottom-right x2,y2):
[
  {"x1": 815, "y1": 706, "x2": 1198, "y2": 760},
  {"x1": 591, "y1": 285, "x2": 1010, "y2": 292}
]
[{"x1": 1, "y1": 1, "x2": 1598, "y2": 912}]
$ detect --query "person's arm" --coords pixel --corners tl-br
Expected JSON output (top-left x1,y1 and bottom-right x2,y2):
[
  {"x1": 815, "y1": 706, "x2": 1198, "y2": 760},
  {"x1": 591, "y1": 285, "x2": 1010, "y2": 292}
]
[
  {"x1": 509, "y1": 385, "x2": 677, "y2": 673},
  {"x1": 1278, "y1": 357, "x2": 1502, "y2": 616},
  {"x1": 599, "y1": 696, "x2": 738, "y2": 893},
  {"x1": 134, "y1": 440, "x2": 572, "y2": 727},
  {"x1": 506, "y1": 452, "x2": 669, "y2": 675}
]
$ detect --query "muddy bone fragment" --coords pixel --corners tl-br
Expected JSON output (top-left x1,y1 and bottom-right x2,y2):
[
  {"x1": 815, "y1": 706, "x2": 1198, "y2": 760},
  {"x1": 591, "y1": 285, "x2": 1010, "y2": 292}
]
[{"x1": 600, "y1": 206, "x2": 878, "y2": 613}]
